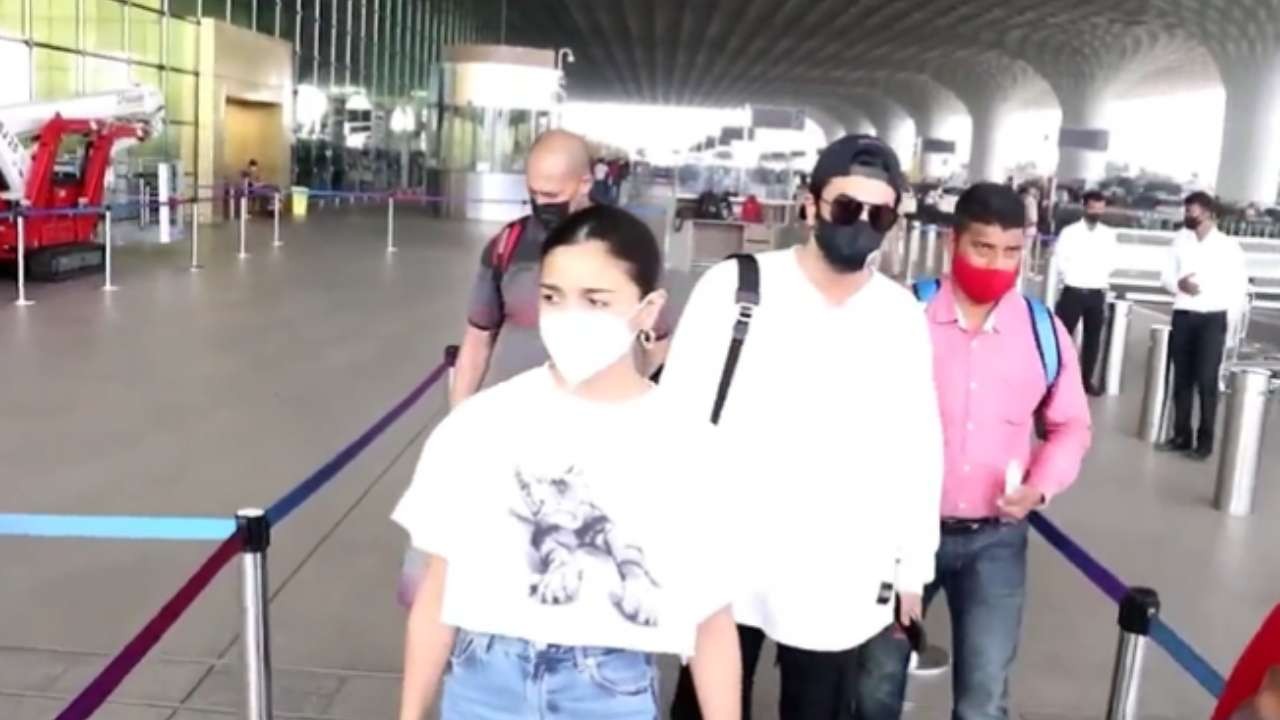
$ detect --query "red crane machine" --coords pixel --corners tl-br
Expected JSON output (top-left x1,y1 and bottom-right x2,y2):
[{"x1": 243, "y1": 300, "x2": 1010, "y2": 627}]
[{"x1": 0, "y1": 87, "x2": 165, "y2": 279}]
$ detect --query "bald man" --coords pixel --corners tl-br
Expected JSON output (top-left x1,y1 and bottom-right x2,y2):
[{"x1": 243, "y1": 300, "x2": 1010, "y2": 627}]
[{"x1": 449, "y1": 131, "x2": 680, "y2": 405}]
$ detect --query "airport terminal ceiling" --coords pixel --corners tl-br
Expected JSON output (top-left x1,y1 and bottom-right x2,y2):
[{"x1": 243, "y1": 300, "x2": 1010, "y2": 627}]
[{"x1": 503, "y1": 0, "x2": 1275, "y2": 118}]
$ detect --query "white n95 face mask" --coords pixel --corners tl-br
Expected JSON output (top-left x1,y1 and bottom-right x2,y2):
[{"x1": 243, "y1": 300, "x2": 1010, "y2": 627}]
[{"x1": 540, "y1": 307, "x2": 641, "y2": 386}]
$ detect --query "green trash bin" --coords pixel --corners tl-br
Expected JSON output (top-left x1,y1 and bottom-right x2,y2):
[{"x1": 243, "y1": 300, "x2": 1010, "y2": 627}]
[{"x1": 290, "y1": 186, "x2": 310, "y2": 217}]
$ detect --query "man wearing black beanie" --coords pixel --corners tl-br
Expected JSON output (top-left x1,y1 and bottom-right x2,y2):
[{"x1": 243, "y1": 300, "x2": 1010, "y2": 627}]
[{"x1": 662, "y1": 134, "x2": 944, "y2": 719}]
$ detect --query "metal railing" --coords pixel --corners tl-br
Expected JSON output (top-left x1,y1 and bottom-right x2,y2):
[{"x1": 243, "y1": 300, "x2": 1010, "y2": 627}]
[{"x1": 5, "y1": 186, "x2": 535, "y2": 307}]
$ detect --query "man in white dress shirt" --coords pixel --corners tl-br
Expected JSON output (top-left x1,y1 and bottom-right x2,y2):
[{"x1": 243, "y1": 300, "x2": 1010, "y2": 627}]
[
  {"x1": 1159, "y1": 191, "x2": 1251, "y2": 460},
  {"x1": 1053, "y1": 190, "x2": 1118, "y2": 395}
]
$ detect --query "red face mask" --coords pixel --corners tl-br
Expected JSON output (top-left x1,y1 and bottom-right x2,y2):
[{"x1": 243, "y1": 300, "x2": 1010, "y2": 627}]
[{"x1": 952, "y1": 249, "x2": 1018, "y2": 305}]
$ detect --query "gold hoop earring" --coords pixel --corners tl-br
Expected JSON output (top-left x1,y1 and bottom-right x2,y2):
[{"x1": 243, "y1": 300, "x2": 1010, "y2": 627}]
[{"x1": 638, "y1": 329, "x2": 655, "y2": 348}]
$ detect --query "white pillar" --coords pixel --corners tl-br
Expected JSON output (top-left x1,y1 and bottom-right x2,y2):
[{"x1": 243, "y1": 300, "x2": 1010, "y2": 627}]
[
  {"x1": 847, "y1": 114, "x2": 877, "y2": 137},
  {"x1": 1056, "y1": 91, "x2": 1110, "y2": 185},
  {"x1": 1216, "y1": 53, "x2": 1280, "y2": 205},
  {"x1": 879, "y1": 115, "x2": 917, "y2": 172},
  {"x1": 968, "y1": 103, "x2": 1010, "y2": 183},
  {"x1": 915, "y1": 109, "x2": 957, "y2": 182}
]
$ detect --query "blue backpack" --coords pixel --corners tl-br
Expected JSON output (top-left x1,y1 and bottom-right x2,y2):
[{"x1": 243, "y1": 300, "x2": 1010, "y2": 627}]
[{"x1": 912, "y1": 278, "x2": 1061, "y2": 432}]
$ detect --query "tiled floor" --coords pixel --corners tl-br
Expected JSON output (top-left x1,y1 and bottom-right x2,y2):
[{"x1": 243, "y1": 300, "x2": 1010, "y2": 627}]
[{"x1": 1, "y1": 206, "x2": 1275, "y2": 719}]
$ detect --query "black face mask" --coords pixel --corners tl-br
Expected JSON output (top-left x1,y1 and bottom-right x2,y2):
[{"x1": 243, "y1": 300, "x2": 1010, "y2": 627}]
[
  {"x1": 1084, "y1": 213, "x2": 1102, "y2": 226},
  {"x1": 1184, "y1": 215, "x2": 1201, "y2": 231},
  {"x1": 532, "y1": 199, "x2": 571, "y2": 231},
  {"x1": 814, "y1": 218, "x2": 885, "y2": 272}
]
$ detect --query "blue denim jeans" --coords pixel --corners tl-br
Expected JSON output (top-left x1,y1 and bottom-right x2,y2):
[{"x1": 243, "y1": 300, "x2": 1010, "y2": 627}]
[
  {"x1": 440, "y1": 631, "x2": 659, "y2": 719},
  {"x1": 859, "y1": 521, "x2": 1029, "y2": 720}
]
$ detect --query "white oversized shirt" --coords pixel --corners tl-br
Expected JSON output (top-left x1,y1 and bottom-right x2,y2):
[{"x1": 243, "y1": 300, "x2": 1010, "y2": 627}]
[
  {"x1": 657, "y1": 248, "x2": 944, "y2": 652},
  {"x1": 1162, "y1": 227, "x2": 1250, "y2": 314},
  {"x1": 1053, "y1": 219, "x2": 1118, "y2": 290},
  {"x1": 391, "y1": 367, "x2": 739, "y2": 657}
]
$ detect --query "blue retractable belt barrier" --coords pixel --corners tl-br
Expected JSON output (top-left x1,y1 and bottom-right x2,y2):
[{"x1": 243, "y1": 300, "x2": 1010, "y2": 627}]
[
  {"x1": 1028, "y1": 511, "x2": 1226, "y2": 697},
  {"x1": 21, "y1": 206, "x2": 106, "y2": 219},
  {"x1": 0, "y1": 513, "x2": 237, "y2": 541},
  {"x1": 1026, "y1": 511, "x2": 1127, "y2": 603},
  {"x1": 1150, "y1": 616, "x2": 1227, "y2": 697},
  {"x1": 265, "y1": 359, "x2": 450, "y2": 526}
]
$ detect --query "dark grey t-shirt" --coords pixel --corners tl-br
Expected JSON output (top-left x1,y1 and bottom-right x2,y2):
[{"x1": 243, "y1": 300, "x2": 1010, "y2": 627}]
[{"x1": 467, "y1": 216, "x2": 690, "y2": 387}]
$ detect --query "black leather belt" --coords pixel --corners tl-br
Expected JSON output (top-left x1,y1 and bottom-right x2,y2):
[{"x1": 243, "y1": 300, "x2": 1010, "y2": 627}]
[{"x1": 940, "y1": 517, "x2": 1005, "y2": 534}]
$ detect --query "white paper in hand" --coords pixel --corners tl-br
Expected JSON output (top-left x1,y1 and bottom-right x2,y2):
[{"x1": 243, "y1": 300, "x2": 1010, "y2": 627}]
[{"x1": 1004, "y1": 459, "x2": 1023, "y2": 497}]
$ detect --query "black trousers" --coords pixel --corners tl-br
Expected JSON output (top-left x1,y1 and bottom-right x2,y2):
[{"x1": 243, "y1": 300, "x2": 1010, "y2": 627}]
[
  {"x1": 1055, "y1": 286, "x2": 1107, "y2": 389},
  {"x1": 1169, "y1": 309, "x2": 1228, "y2": 449},
  {"x1": 670, "y1": 624, "x2": 898, "y2": 720}
]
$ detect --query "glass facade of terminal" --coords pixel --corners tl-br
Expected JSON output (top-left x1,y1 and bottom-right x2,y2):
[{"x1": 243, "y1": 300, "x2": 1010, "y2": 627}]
[{"x1": 0, "y1": 0, "x2": 502, "y2": 188}]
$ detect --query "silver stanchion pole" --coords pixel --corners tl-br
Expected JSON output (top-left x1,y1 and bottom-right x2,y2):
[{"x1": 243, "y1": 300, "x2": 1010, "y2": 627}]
[
  {"x1": 272, "y1": 192, "x2": 283, "y2": 248},
  {"x1": 1105, "y1": 587, "x2": 1159, "y2": 720},
  {"x1": 922, "y1": 224, "x2": 938, "y2": 277},
  {"x1": 386, "y1": 195, "x2": 397, "y2": 253},
  {"x1": 238, "y1": 193, "x2": 249, "y2": 259},
  {"x1": 903, "y1": 220, "x2": 920, "y2": 282},
  {"x1": 189, "y1": 199, "x2": 203, "y2": 271},
  {"x1": 237, "y1": 508, "x2": 273, "y2": 720},
  {"x1": 1104, "y1": 299, "x2": 1132, "y2": 396},
  {"x1": 102, "y1": 207, "x2": 118, "y2": 292},
  {"x1": 1138, "y1": 325, "x2": 1173, "y2": 443},
  {"x1": 1043, "y1": 250, "x2": 1061, "y2": 309},
  {"x1": 14, "y1": 207, "x2": 34, "y2": 306},
  {"x1": 1214, "y1": 367, "x2": 1272, "y2": 516},
  {"x1": 935, "y1": 227, "x2": 950, "y2": 278}
]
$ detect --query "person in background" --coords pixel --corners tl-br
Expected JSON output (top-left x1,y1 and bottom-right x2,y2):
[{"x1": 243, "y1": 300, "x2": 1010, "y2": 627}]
[
  {"x1": 241, "y1": 159, "x2": 263, "y2": 214},
  {"x1": 867, "y1": 182, "x2": 1092, "y2": 720},
  {"x1": 1159, "y1": 191, "x2": 1250, "y2": 460},
  {"x1": 450, "y1": 132, "x2": 679, "y2": 407},
  {"x1": 591, "y1": 156, "x2": 612, "y2": 205},
  {"x1": 395, "y1": 206, "x2": 741, "y2": 720},
  {"x1": 1052, "y1": 190, "x2": 1118, "y2": 395},
  {"x1": 663, "y1": 134, "x2": 942, "y2": 719}
]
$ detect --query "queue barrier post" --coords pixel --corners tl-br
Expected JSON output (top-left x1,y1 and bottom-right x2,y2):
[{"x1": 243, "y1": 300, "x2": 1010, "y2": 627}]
[
  {"x1": 14, "y1": 207, "x2": 34, "y2": 306},
  {"x1": 1103, "y1": 299, "x2": 1132, "y2": 396},
  {"x1": 189, "y1": 199, "x2": 203, "y2": 271},
  {"x1": 272, "y1": 192, "x2": 283, "y2": 248},
  {"x1": 386, "y1": 195, "x2": 397, "y2": 253},
  {"x1": 1043, "y1": 250, "x2": 1061, "y2": 309},
  {"x1": 237, "y1": 508, "x2": 273, "y2": 720},
  {"x1": 1214, "y1": 367, "x2": 1273, "y2": 516},
  {"x1": 238, "y1": 193, "x2": 250, "y2": 259},
  {"x1": 102, "y1": 207, "x2": 118, "y2": 292},
  {"x1": 1106, "y1": 587, "x2": 1160, "y2": 720},
  {"x1": 902, "y1": 219, "x2": 921, "y2": 281},
  {"x1": 922, "y1": 224, "x2": 939, "y2": 277},
  {"x1": 139, "y1": 182, "x2": 150, "y2": 229},
  {"x1": 1138, "y1": 325, "x2": 1173, "y2": 443}
]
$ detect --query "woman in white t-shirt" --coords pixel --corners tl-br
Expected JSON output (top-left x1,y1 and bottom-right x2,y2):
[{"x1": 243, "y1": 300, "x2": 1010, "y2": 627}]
[{"x1": 394, "y1": 205, "x2": 741, "y2": 720}]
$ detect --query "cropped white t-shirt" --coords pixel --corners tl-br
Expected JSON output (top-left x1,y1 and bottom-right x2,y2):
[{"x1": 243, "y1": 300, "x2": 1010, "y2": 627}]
[{"x1": 392, "y1": 365, "x2": 741, "y2": 657}]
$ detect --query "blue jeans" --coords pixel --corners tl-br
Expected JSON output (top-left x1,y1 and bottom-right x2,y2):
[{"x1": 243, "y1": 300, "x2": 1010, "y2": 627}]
[
  {"x1": 860, "y1": 521, "x2": 1029, "y2": 720},
  {"x1": 440, "y1": 631, "x2": 659, "y2": 719}
]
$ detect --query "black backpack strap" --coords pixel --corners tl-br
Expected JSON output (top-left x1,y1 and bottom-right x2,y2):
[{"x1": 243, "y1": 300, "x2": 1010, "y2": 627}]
[{"x1": 711, "y1": 254, "x2": 760, "y2": 425}]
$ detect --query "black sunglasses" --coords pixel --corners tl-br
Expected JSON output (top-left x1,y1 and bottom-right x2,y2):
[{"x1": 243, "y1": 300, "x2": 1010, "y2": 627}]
[{"x1": 821, "y1": 194, "x2": 899, "y2": 233}]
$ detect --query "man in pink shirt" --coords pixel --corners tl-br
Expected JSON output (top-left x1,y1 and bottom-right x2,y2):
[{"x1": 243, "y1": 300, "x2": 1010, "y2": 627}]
[{"x1": 865, "y1": 183, "x2": 1092, "y2": 719}]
